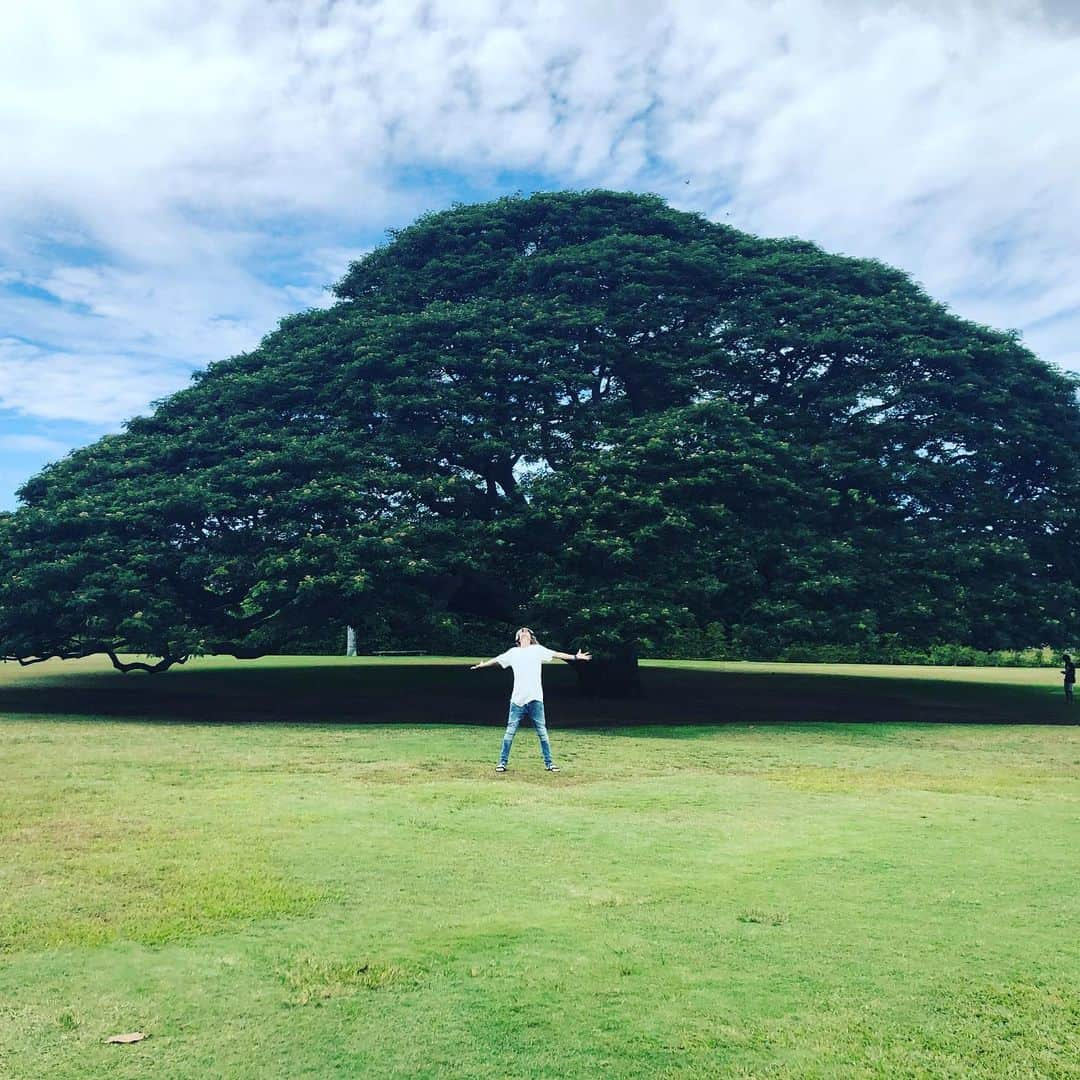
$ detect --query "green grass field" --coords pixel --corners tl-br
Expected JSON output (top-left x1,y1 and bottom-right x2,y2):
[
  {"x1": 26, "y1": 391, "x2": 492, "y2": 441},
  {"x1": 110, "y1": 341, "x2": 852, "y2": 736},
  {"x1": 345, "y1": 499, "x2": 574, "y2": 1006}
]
[{"x1": 1, "y1": 657, "x2": 1077, "y2": 1078}]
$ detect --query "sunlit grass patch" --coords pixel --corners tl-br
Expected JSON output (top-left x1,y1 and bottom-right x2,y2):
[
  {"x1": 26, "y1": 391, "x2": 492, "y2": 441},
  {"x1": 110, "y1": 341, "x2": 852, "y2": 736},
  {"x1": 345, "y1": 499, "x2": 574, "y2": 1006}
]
[
  {"x1": 0, "y1": 830, "x2": 323, "y2": 951},
  {"x1": 763, "y1": 762, "x2": 1076, "y2": 798}
]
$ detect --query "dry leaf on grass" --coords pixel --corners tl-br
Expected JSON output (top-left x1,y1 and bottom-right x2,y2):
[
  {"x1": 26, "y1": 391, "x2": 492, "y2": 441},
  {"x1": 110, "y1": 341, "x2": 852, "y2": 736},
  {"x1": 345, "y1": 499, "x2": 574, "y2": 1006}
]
[{"x1": 106, "y1": 1032, "x2": 148, "y2": 1044}]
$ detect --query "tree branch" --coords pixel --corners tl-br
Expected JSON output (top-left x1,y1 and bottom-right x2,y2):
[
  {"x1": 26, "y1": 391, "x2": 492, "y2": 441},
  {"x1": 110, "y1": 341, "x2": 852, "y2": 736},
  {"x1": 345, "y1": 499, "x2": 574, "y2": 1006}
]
[
  {"x1": 6, "y1": 652, "x2": 87, "y2": 666},
  {"x1": 105, "y1": 651, "x2": 189, "y2": 674}
]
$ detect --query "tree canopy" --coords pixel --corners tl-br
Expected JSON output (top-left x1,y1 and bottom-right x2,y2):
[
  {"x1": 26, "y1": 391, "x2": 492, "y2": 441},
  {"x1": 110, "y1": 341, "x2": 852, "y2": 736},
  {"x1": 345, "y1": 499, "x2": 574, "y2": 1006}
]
[{"x1": 2, "y1": 190, "x2": 1077, "y2": 682}]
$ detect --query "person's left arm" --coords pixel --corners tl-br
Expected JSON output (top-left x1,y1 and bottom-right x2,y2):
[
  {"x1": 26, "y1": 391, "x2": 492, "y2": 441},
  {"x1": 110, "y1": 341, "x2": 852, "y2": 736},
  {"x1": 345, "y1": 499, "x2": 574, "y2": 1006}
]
[{"x1": 550, "y1": 649, "x2": 592, "y2": 662}]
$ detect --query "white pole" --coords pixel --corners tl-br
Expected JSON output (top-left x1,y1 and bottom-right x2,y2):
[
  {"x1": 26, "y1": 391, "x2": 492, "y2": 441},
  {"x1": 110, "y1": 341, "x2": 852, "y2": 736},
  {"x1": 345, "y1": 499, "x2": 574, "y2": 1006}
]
[{"x1": 345, "y1": 625, "x2": 357, "y2": 657}]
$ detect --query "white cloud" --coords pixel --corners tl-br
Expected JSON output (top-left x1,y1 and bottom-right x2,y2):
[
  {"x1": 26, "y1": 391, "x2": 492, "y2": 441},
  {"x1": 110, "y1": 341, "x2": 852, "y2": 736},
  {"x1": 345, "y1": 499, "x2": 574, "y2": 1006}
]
[
  {"x1": 0, "y1": 0, "x2": 1077, "y2": 465},
  {"x1": 0, "y1": 339, "x2": 188, "y2": 425}
]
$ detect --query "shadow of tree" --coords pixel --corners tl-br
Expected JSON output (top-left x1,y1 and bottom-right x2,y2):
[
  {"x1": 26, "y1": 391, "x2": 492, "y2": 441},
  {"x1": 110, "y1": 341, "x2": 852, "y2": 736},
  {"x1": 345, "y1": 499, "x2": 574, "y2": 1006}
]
[{"x1": 0, "y1": 658, "x2": 1068, "y2": 729}]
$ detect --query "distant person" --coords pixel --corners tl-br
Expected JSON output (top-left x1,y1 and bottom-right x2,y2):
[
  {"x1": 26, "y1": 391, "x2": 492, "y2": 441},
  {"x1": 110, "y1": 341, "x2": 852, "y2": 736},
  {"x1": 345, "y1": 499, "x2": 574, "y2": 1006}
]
[
  {"x1": 1062, "y1": 653, "x2": 1075, "y2": 703},
  {"x1": 470, "y1": 627, "x2": 591, "y2": 773}
]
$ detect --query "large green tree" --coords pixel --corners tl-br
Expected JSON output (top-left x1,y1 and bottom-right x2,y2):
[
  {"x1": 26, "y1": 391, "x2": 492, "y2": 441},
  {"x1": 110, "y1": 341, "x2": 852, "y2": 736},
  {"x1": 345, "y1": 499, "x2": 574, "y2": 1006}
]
[{"x1": 1, "y1": 191, "x2": 1077, "y2": 688}]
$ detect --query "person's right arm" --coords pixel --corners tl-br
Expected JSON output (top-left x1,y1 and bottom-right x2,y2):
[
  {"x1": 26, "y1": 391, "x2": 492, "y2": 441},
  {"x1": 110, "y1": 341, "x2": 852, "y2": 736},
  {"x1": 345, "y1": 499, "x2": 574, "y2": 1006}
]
[{"x1": 470, "y1": 658, "x2": 500, "y2": 670}]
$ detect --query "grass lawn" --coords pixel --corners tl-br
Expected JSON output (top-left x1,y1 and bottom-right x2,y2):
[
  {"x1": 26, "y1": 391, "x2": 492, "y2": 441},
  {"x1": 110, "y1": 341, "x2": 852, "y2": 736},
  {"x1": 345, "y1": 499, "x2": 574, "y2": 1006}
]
[{"x1": 0, "y1": 657, "x2": 1077, "y2": 1078}]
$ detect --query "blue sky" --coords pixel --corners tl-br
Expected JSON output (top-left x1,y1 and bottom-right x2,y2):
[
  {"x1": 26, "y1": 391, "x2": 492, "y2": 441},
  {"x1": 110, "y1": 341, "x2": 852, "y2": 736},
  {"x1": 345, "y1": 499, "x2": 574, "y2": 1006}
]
[{"x1": 2, "y1": 0, "x2": 1079, "y2": 510}]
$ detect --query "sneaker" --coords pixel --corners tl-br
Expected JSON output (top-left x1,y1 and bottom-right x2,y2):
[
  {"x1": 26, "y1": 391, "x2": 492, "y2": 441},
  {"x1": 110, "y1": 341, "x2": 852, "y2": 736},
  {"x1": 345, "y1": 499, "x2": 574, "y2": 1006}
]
[
  {"x1": 495, "y1": 764, "x2": 507, "y2": 773},
  {"x1": 546, "y1": 764, "x2": 560, "y2": 772}
]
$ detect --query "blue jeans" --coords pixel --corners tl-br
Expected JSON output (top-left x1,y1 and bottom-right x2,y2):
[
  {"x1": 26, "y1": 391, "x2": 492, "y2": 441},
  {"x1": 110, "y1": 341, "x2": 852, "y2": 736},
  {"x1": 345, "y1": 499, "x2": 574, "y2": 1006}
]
[{"x1": 499, "y1": 700, "x2": 553, "y2": 768}]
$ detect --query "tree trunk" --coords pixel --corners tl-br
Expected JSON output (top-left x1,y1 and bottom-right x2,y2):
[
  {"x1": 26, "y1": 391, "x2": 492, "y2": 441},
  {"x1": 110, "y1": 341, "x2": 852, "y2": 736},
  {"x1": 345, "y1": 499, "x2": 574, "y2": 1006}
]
[
  {"x1": 573, "y1": 643, "x2": 643, "y2": 698},
  {"x1": 345, "y1": 625, "x2": 357, "y2": 657}
]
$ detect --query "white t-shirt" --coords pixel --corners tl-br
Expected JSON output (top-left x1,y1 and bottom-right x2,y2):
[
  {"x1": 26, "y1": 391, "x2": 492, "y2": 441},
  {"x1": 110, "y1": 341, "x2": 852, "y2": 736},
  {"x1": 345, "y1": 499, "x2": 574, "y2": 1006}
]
[{"x1": 495, "y1": 644, "x2": 557, "y2": 705}]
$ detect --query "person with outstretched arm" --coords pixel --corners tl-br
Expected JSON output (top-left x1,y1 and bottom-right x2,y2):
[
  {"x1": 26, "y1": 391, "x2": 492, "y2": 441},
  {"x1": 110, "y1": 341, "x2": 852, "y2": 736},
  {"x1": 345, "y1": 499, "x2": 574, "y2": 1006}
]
[{"x1": 471, "y1": 627, "x2": 591, "y2": 773}]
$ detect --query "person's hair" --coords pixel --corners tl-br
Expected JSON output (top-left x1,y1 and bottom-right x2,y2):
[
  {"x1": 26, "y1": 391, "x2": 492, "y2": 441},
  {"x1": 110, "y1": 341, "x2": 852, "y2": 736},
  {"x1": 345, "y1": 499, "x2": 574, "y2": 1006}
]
[
  {"x1": 1065, "y1": 653, "x2": 1073, "y2": 662},
  {"x1": 515, "y1": 627, "x2": 539, "y2": 645}
]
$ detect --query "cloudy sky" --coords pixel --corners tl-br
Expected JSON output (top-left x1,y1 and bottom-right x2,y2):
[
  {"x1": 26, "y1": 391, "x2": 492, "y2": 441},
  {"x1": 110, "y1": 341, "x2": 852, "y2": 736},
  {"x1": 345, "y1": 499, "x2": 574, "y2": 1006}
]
[{"x1": 2, "y1": 0, "x2": 1078, "y2": 509}]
